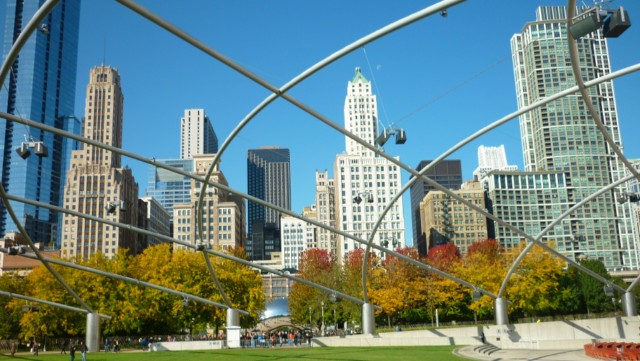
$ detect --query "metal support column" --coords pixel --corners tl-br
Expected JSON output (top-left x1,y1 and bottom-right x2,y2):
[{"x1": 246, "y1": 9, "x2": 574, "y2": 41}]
[
  {"x1": 623, "y1": 292, "x2": 637, "y2": 316},
  {"x1": 362, "y1": 303, "x2": 375, "y2": 335},
  {"x1": 226, "y1": 308, "x2": 241, "y2": 348},
  {"x1": 495, "y1": 297, "x2": 508, "y2": 325},
  {"x1": 86, "y1": 313, "x2": 100, "y2": 352}
]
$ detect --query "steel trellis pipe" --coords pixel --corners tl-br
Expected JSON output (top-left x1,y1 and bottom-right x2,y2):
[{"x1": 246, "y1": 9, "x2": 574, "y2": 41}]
[
  {"x1": 116, "y1": 0, "x2": 467, "y2": 311},
  {"x1": 1, "y1": 250, "x2": 243, "y2": 314},
  {"x1": 0, "y1": 290, "x2": 112, "y2": 320}
]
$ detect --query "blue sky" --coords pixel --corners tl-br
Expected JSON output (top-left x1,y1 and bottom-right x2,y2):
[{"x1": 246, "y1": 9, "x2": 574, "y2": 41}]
[{"x1": 9, "y1": 1, "x2": 640, "y2": 245}]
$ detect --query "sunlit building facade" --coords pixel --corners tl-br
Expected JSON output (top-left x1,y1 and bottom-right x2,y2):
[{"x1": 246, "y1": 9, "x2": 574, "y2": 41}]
[
  {"x1": 511, "y1": 6, "x2": 638, "y2": 271},
  {"x1": 334, "y1": 67, "x2": 405, "y2": 261}
]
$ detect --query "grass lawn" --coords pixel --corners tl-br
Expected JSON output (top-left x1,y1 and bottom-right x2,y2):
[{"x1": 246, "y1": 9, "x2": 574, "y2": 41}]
[{"x1": 3, "y1": 346, "x2": 466, "y2": 361}]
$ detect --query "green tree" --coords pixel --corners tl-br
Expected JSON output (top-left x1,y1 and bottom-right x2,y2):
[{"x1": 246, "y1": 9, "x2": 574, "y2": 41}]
[
  {"x1": 0, "y1": 273, "x2": 27, "y2": 338},
  {"x1": 574, "y1": 259, "x2": 615, "y2": 314}
]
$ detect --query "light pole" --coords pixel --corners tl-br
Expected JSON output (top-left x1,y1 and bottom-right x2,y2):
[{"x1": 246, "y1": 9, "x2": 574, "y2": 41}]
[
  {"x1": 321, "y1": 301, "x2": 325, "y2": 336},
  {"x1": 309, "y1": 306, "x2": 312, "y2": 327}
]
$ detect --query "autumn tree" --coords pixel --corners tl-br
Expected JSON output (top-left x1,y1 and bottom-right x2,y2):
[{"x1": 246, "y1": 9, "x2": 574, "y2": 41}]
[
  {"x1": 503, "y1": 242, "x2": 565, "y2": 318},
  {"x1": 289, "y1": 248, "x2": 338, "y2": 328},
  {"x1": 456, "y1": 239, "x2": 505, "y2": 320},
  {"x1": 13, "y1": 263, "x2": 86, "y2": 341},
  {"x1": 425, "y1": 242, "x2": 469, "y2": 321},
  {"x1": 0, "y1": 273, "x2": 27, "y2": 338},
  {"x1": 369, "y1": 248, "x2": 430, "y2": 326}
]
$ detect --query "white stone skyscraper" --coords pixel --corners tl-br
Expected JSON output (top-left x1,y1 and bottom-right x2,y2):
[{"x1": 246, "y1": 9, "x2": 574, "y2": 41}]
[
  {"x1": 473, "y1": 145, "x2": 518, "y2": 181},
  {"x1": 334, "y1": 67, "x2": 405, "y2": 260},
  {"x1": 61, "y1": 66, "x2": 139, "y2": 259},
  {"x1": 180, "y1": 108, "x2": 218, "y2": 159},
  {"x1": 511, "y1": 6, "x2": 638, "y2": 271}
]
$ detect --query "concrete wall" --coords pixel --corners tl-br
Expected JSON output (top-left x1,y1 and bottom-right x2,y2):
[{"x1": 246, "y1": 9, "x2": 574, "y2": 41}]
[
  {"x1": 313, "y1": 316, "x2": 640, "y2": 350},
  {"x1": 152, "y1": 340, "x2": 224, "y2": 351}
]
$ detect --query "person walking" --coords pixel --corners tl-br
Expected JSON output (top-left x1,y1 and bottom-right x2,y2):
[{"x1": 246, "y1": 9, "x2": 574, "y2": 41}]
[
  {"x1": 80, "y1": 341, "x2": 88, "y2": 361},
  {"x1": 61, "y1": 339, "x2": 68, "y2": 354},
  {"x1": 69, "y1": 343, "x2": 76, "y2": 361},
  {"x1": 10, "y1": 342, "x2": 17, "y2": 357}
]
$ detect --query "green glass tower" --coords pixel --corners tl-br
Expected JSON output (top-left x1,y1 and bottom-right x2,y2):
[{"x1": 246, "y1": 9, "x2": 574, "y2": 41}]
[{"x1": 511, "y1": 6, "x2": 637, "y2": 271}]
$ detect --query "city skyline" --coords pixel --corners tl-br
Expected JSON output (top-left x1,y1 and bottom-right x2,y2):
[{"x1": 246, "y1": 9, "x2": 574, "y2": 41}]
[{"x1": 1, "y1": 2, "x2": 638, "y2": 246}]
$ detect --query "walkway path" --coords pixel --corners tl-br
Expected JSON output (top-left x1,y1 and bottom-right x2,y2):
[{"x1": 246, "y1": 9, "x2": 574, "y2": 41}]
[{"x1": 454, "y1": 345, "x2": 595, "y2": 360}]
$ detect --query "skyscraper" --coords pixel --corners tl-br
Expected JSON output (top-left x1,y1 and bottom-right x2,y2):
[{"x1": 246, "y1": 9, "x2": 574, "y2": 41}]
[
  {"x1": 315, "y1": 170, "x2": 336, "y2": 254},
  {"x1": 172, "y1": 154, "x2": 244, "y2": 252},
  {"x1": 334, "y1": 67, "x2": 405, "y2": 260},
  {"x1": 511, "y1": 6, "x2": 638, "y2": 271},
  {"x1": 146, "y1": 158, "x2": 194, "y2": 225},
  {"x1": 409, "y1": 160, "x2": 462, "y2": 256},
  {"x1": 60, "y1": 66, "x2": 139, "y2": 259},
  {"x1": 473, "y1": 145, "x2": 518, "y2": 181},
  {"x1": 247, "y1": 146, "x2": 291, "y2": 260},
  {"x1": 0, "y1": 0, "x2": 81, "y2": 245},
  {"x1": 419, "y1": 180, "x2": 488, "y2": 256},
  {"x1": 180, "y1": 108, "x2": 217, "y2": 159}
]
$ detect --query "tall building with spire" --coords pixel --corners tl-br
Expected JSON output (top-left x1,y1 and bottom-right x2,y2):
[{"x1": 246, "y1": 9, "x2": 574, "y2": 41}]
[
  {"x1": 511, "y1": 6, "x2": 638, "y2": 271},
  {"x1": 60, "y1": 66, "x2": 139, "y2": 259},
  {"x1": 334, "y1": 67, "x2": 405, "y2": 260},
  {"x1": 0, "y1": 0, "x2": 82, "y2": 245}
]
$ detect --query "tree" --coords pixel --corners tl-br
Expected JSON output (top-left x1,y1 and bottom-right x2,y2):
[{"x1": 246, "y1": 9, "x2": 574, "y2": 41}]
[
  {"x1": 14, "y1": 263, "x2": 85, "y2": 340},
  {"x1": 427, "y1": 242, "x2": 461, "y2": 272},
  {"x1": 369, "y1": 248, "x2": 431, "y2": 326},
  {"x1": 503, "y1": 242, "x2": 565, "y2": 318},
  {"x1": 0, "y1": 273, "x2": 27, "y2": 338},
  {"x1": 574, "y1": 259, "x2": 615, "y2": 314},
  {"x1": 425, "y1": 242, "x2": 469, "y2": 321},
  {"x1": 289, "y1": 248, "x2": 338, "y2": 328},
  {"x1": 456, "y1": 239, "x2": 505, "y2": 320}
]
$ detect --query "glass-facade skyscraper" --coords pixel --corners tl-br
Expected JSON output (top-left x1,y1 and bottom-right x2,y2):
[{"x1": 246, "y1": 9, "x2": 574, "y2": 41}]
[
  {"x1": 511, "y1": 6, "x2": 638, "y2": 271},
  {"x1": 0, "y1": 0, "x2": 81, "y2": 245},
  {"x1": 247, "y1": 146, "x2": 290, "y2": 260},
  {"x1": 146, "y1": 158, "x2": 194, "y2": 224}
]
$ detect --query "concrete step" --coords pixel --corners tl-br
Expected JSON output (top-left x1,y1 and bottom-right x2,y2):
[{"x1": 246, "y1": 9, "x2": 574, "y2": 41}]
[{"x1": 473, "y1": 344, "x2": 501, "y2": 355}]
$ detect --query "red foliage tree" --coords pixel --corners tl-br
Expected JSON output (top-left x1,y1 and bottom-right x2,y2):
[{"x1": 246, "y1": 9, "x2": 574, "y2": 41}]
[{"x1": 427, "y1": 242, "x2": 461, "y2": 271}]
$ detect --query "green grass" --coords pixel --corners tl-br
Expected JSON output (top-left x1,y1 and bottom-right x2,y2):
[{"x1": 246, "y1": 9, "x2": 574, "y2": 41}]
[{"x1": 3, "y1": 346, "x2": 465, "y2": 361}]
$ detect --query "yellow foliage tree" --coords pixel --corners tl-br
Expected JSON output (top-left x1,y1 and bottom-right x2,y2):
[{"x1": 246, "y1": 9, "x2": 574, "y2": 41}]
[{"x1": 503, "y1": 241, "x2": 565, "y2": 318}]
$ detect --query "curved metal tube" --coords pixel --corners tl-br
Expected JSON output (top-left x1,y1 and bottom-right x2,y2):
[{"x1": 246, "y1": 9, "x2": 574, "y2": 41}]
[
  {"x1": 2, "y1": 0, "x2": 638, "y2": 314},
  {"x1": 2, "y1": 57, "x2": 639, "y2": 311},
  {"x1": 566, "y1": 1, "x2": 640, "y2": 182},
  {"x1": 496, "y1": 3, "x2": 639, "y2": 298},
  {"x1": 359, "y1": 61, "x2": 640, "y2": 302},
  {"x1": 116, "y1": 0, "x2": 468, "y2": 311},
  {"x1": 202, "y1": 251, "x2": 231, "y2": 307},
  {"x1": 0, "y1": 290, "x2": 111, "y2": 320},
  {"x1": 3, "y1": 59, "x2": 639, "y2": 310}
]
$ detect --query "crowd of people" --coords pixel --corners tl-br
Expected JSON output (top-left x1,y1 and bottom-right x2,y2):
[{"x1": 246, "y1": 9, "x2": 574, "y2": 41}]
[{"x1": 241, "y1": 328, "x2": 314, "y2": 348}]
